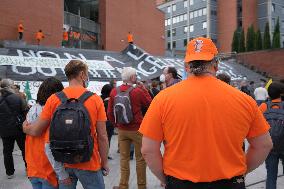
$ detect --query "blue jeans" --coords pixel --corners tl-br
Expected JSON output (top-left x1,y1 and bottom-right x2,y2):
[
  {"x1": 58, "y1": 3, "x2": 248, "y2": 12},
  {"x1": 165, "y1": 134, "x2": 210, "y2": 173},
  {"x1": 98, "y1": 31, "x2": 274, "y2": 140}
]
[
  {"x1": 59, "y1": 168, "x2": 105, "y2": 189},
  {"x1": 30, "y1": 177, "x2": 57, "y2": 189},
  {"x1": 265, "y1": 152, "x2": 284, "y2": 189}
]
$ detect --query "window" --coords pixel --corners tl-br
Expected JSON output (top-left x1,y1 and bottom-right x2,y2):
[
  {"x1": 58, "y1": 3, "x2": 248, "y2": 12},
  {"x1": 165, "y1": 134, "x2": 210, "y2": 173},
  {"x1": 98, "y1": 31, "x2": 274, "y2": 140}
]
[
  {"x1": 180, "y1": 15, "x2": 184, "y2": 22},
  {"x1": 173, "y1": 17, "x2": 177, "y2": 24},
  {"x1": 282, "y1": 7, "x2": 284, "y2": 14},
  {"x1": 173, "y1": 4, "x2": 177, "y2": 12},
  {"x1": 184, "y1": 0, "x2": 188, "y2": 8},
  {"x1": 167, "y1": 6, "x2": 171, "y2": 13},
  {"x1": 190, "y1": 12, "x2": 194, "y2": 19},
  {"x1": 194, "y1": 11, "x2": 198, "y2": 18},
  {"x1": 271, "y1": 3, "x2": 275, "y2": 12},
  {"x1": 165, "y1": 20, "x2": 167, "y2": 26},
  {"x1": 184, "y1": 14, "x2": 188, "y2": 20},
  {"x1": 176, "y1": 16, "x2": 180, "y2": 23},
  {"x1": 211, "y1": 10, "x2": 217, "y2": 16},
  {"x1": 167, "y1": 19, "x2": 171, "y2": 25},
  {"x1": 282, "y1": 21, "x2": 284, "y2": 29},
  {"x1": 272, "y1": 18, "x2": 276, "y2": 29},
  {"x1": 203, "y1": 8, "x2": 207, "y2": 15},
  {"x1": 184, "y1": 39, "x2": 188, "y2": 47},
  {"x1": 203, "y1": 22, "x2": 207, "y2": 29},
  {"x1": 172, "y1": 28, "x2": 176, "y2": 36},
  {"x1": 184, "y1": 26, "x2": 188, "y2": 33},
  {"x1": 167, "y1": 30, "x2": 171, "y2": 37},
  {"x1": 173, "y1": 41, "x2": 176, "y2": 48},
  {"x1": 167, "y1": 42, "x2": 171, "y2": 49},
  {"x1": 198, "y1": 9, "x2": 203, "y2": 16},
  {"x1": 190, "y1": 25, "x2": 194, "y2": 32},
  {"x1": 190, "y1": 0, "x2": 194, "y2": 6}
]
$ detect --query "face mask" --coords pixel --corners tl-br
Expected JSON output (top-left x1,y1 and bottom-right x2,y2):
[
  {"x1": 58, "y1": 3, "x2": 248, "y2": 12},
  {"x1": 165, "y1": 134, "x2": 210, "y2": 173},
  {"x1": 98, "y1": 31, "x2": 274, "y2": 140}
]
[
  {"x1": 182, "y1": 69, "x2": 188, "y2": 80},
  {"x1": 160, "y1": 74, "x2": 166, "y2": 83},
  {"x1": 84, "y1": 77, "x2": 89, "y2": 88}
]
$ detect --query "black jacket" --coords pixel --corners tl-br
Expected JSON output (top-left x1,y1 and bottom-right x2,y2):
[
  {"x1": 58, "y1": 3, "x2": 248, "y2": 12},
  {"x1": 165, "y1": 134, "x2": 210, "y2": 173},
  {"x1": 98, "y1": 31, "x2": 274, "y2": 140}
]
[{"x1": 0, "y1": 89, "x2": 26, "y2": 137}]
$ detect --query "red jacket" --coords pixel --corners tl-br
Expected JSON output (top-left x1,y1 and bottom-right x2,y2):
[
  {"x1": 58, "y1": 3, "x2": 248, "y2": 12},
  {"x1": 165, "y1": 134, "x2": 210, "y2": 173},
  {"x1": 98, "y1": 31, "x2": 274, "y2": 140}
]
[{"x1": 108, "y1": 84, "x2": 152, "y2": 131}]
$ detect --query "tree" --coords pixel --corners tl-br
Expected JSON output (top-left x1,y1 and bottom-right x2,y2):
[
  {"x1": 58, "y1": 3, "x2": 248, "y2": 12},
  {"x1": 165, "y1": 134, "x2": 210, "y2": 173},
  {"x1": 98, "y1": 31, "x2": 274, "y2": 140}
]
[
  {"x1": 263, "y1": 22, "x2": 271, "y2": 49},
  {"x1": 272, "y1": 17, "x2": 281, "y2": 48},
  {"x1": 239, "y1": 28, "x2": 246, "y2": 52},
  {"x1": 246, "y1": 25, "x2": 255, "y2": 51},
  {"x1": 255, "y1": 29, "x2": 263, "y2": 50},
  {"x1": 231, "y1": 29, "x2": 240, "y2": 52}
]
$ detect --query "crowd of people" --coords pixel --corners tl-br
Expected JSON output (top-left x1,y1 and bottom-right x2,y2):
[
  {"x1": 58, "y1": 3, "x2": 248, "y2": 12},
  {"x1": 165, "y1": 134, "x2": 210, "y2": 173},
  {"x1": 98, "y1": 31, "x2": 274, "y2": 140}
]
[{"x1": 0, "y1": 37, "x2": 284, "y2": 189}]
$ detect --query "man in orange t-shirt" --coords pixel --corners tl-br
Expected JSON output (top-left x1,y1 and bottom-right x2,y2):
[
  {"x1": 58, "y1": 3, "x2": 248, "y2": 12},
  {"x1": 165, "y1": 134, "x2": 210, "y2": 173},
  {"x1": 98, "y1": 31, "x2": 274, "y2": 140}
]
[
  {"x1": 139, "y1": 37, "x2": 273, "y2": 189},
  {"x1": 62, "y1": 28, "x2": 69, "y2": 47},
  {"x1": 127, "y1": 32, "x2": 133, "y2": 44},
  {"x1": 36, "y1": 30, "x2": 45, "y2": 45},
  {"x1": 18, "y1": 21, "x2": 24, "y2": 40},
  {"x1": 23, "y1": 60, "x2": 109, "y2": 189}
]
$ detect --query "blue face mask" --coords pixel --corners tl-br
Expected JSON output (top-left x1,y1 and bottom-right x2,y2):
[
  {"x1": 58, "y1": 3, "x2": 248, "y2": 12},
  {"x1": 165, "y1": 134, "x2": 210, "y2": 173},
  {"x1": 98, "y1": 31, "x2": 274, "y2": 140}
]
[
  {"x1": 182, "y1": 69, "x2": 188, "y2": 80},
  {"x1": 84, "y1": 77, "x2": 89, "y2": 88}
]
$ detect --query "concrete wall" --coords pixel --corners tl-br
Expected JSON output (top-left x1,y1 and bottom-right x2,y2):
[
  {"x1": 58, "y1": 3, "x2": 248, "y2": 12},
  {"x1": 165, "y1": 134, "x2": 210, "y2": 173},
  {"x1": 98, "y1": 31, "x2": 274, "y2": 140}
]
[
  {"x1": 237, "y1": 49, "x2": 284, "y2": 79},
  {"x1": 100, "y1": 0, "x2": 165, "y2": 55},
  {"x1": 0, "y1": 0, "x2": 63, "y2": 47}
]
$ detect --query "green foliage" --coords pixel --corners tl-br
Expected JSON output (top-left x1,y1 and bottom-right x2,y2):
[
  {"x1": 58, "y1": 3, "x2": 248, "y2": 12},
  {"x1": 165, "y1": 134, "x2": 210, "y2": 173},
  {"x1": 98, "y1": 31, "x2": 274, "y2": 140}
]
[
  {"x1": 246, "y1": 25, "x2": 255, "y2": 51},
  {"x1": 255, "y1": 29, "x2": 263, "y2": 50},
  {"x1": 263, "y1": 22, "x2": 271, "y2": 49},
  {"x1": 231, "y1": 29, "x2": 240, "y2": 52},
  {"x1": 239, "y1": 28, "x2": 246, "y2": 52},
  {"x1": 272, "y1": 17, "x2": 281, "y2": 48}
]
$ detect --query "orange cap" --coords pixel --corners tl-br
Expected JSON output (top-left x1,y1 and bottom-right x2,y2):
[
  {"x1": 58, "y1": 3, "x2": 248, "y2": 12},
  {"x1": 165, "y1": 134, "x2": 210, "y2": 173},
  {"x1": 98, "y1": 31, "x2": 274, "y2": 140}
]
[{"x1": 184, "y1": 37, "x2": 218, "y2": 63}]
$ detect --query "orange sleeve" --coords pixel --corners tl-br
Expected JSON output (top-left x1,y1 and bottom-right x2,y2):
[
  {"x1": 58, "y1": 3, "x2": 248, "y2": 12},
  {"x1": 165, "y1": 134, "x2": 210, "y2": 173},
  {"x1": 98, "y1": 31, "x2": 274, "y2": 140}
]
[
  {"x1": 40, "y1": 95, "x2": 56, "y2": 121},
  {"x1": 259, "y1": 103, "x2": 267, "y2": 113},
  {"x1": 95, "y1": 96, "x2": 107, "y2": 122},
  {"x1": 247, "y1": 104, "x2": 270, "y2": 139},
  {"x1": 139, "y1": 97, "x2": 164, "y2": 142}
]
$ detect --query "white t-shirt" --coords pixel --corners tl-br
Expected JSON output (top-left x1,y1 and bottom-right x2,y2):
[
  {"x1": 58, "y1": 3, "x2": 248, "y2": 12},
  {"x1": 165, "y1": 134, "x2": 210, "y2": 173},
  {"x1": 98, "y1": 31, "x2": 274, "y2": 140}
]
[
  {"x1": 26, "y1": 103, "x2": 43, "y2": 124},
  {"x1": 254, "y1": 87, "x2": 269, "y2": 101}
]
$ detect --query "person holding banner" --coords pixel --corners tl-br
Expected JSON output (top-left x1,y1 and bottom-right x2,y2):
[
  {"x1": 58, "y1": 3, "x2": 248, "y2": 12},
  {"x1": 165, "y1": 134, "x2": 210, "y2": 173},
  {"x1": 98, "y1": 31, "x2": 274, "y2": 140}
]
[{"x1": 36, "y1": 30, "x2": 45, "y2": 45}]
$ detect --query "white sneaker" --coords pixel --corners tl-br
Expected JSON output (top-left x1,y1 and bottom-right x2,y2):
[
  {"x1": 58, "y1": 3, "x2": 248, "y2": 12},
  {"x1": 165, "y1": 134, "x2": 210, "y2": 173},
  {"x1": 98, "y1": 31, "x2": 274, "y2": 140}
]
[{"x1": 7, "y1": 174, "x2": 14, "y2": 179}]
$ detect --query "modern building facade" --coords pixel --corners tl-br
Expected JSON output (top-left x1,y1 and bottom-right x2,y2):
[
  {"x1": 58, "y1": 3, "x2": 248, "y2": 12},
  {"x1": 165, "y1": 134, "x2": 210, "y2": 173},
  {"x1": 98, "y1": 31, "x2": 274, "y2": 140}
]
[
  {"x1": 0, "y1": 0, "x2": 164, "y2": 55},
  {"x1": 159, "y1": 0, "x2": 284, "y2": 53}
]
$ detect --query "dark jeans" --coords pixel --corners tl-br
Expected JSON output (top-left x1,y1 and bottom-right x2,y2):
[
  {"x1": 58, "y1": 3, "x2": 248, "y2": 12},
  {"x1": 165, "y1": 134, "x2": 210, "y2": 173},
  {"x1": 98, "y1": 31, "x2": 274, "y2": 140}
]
[
  {"x1": 165, "y1": 175, "x2": 245, "y2": 189},
  {"x1": 265, "y1": 152, "x2": 284, "y2": 189},
  {"x1": 1, "y1": 134, "x2": 26, "y2": 175},
  {"x1": 19, "y1": 32, "x2": 23, "y2": 40}
]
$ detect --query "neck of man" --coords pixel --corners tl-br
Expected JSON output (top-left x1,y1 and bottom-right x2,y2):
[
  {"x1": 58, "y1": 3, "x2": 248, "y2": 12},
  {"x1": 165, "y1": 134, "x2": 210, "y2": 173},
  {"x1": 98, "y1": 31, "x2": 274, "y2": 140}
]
[{"x1": 69, "y1": 79, "x2": 84, "y2": 87}]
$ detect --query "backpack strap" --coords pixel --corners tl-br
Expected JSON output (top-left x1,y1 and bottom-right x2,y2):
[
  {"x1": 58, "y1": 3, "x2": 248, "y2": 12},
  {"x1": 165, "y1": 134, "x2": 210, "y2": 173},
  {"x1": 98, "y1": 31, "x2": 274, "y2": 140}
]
[
  {"x1": 56, "y1": 91, "x2": 68, "y2": 103},
  {"x1": 125, "y1": 87, "x2": 134, "y2": 94},
  {"x1": 78, "y1": 91, "x2": 94, "y2": 103},
  {"x1": 116, "y1": 86, "x2": 134, "y2": 94}
]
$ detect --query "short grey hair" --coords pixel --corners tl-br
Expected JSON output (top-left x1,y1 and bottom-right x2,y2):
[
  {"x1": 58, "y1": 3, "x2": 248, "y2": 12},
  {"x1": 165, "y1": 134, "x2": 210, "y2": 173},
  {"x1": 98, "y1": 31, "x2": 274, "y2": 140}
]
[
  {"x1": 0, "y1": 79, "x2": 14, "y2": 89},
  {"x1": 121, "y1": 67, "x2": 137, "y2": 81}
]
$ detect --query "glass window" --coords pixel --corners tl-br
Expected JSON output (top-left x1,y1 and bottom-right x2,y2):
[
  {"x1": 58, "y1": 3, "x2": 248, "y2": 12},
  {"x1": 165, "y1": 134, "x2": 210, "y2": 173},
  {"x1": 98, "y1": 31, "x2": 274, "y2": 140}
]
[
  {"x1": 173, "y1": 17, "x2": 176, "y2": 24},
  {"x1": 190, "y1": 25, "x2": 194, "y2": 32},
  {"x1": 203, "y1": 8, "x2": 207, "y2": 15},
  {"x1": 172, "y1": 28, "x2": 176, "y2": 36},
  {"x1": 165, "y1": 20, "x2": 167, "y2": 26},
  {"x1": 282, "y1": 7, "x2": 284, "y2": 14},
  {"x1": 194, "y1": 11, "x2": 198, "y2": 18},
  {"x1": 282, "y1": 21, "x2": 284, "y2": 29},
  {"x1": 167, "y1": 19, "x2": 171, "y2": 25},
  {"x1": 184, "y1": 14, "x2": 188, "y2": 20},
  {"x1": 203, "y1": 22, "x2": 207, "y2": 29},
  {"x1": 184, "y1": 0, "x2": 188, "y2": 8},
  {"x1": 167, "y1": 6, "x2": 171, "y2": 13},
  {"x1": 167, "y1": 42, "x2": 171, "y2": 49},
  {"x1": 190, "y1": 12, "x2": 194, "y2": 19},
  {"x1": 271, "y1": 3, "x2": 275, "y2": 12},
  {"x1": 173, "y1": 4, "x2": 177, "y2": 12},
  {"x1": 173, "y1": 41, "x2": 176, "y2": 48},
  {"x1": 199, "y1": 9, "x2": 203, "y2": 16},
  {"x1": 190, "y1": 0, "x2": 194, "y2": 6},
  {"x1": 180, "y1": 15, "x2": 184, "y2": 22},
  {"x1": 167, "y1": 30, "x2": 171, "y2": 37},
  {"x1": 176, "y1": 16, "x2": 180, "y2": 23},
  {"x1": 184, "y1": 39, "x2": 188, "y2": 47},
  {"x1": 184, "y1": 26, "x2": 188, "y2": 33}
]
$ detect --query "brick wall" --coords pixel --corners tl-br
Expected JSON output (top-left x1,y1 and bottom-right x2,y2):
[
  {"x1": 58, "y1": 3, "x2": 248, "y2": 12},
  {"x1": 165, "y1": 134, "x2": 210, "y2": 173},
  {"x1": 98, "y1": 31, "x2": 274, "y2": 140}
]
[
  {"x1": 0, "y1": 0, "x2": 63, "y2": 47},
  {"x1": 99, "y1": 0, "x2": 165, "y2": 55},
  {"x1": 237, "y1": 49, "x2": 284, "y2": 79}
]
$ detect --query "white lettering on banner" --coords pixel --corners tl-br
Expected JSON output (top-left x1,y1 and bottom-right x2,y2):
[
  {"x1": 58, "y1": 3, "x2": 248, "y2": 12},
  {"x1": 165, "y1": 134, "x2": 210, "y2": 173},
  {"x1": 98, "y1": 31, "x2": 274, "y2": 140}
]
[
  {"x1": 89, "y1": 69, "x2": 101, "y2": 78},
  {"x1": 64, "y1": 53, "x2": 87, "y2": 60},
  {"x1": 137, "y1": 61, "x2": 157, "y2": 75},
  {"x1": 0, "y1": 55, "x2": 114, "y2": 70},
  {"x1": 104, "y1": 56, "x2": 125, "y2": 65},
  {"x1": 144, "y1": 56, "x2": 168, "y2": 69},
  {"x1": 12, "y1": 66, "x2": 37, "y2": 75},
  {"x1": 103, "y1": 70, "x2": 116, "y2": 78},
  {"x1": 17, "y1": 50, "x2": 36, "y2": 57},
  {"x1": 36, "y1": 51, "x2": 61, "y2": 59},
  {"x1": 37, "y1": 67, "x2": 57, "y2": 77},
  {"x1": 126, "y1": 51, "x2": 147, "y2": 61}
]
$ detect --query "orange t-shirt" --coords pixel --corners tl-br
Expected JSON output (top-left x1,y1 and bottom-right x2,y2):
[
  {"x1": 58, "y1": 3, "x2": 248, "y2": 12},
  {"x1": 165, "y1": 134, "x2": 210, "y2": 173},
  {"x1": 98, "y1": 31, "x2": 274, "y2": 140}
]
[
  {"x1": 259, "y1": 98, "x2": 281, "y2": 113},
  {"x1": 25, "y1": 130, "x2": 58, "y2": 187},
  {"x1": 18, "y1": 24, "x2": 24, "y2": 33},
  {"x1": 36, "y1": 32, "x2": 44, "y2": 40},
  {"x1": 40, "y1": 86, "x2": 107, "y2": 171},
  {"x1": 127, "y1": 34, "x2": 133, "y2": 43},
  {"x1": 63, "y1": 32, "x2": 68, "y2": 41},
  {"x1": 139, "y1": 76, "x2": 270, "y2": 182}
]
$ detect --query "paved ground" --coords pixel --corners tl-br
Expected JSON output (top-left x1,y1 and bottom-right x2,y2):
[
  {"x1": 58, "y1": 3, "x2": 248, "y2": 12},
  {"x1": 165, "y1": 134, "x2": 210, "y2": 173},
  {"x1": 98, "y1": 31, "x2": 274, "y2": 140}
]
[{"x1": 1, "y1": 136, "x2": 284, "y2": 189}]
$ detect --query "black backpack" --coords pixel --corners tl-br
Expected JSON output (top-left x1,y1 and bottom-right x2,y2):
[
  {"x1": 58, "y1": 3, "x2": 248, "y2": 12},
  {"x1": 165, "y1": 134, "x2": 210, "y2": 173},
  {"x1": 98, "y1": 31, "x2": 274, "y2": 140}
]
[
  {"x1": 49, "y1": 91, "x2": 94, "y2": 164},
  {"x1": 264, "y1": 101, "x2": 284, "y2": 153}
]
